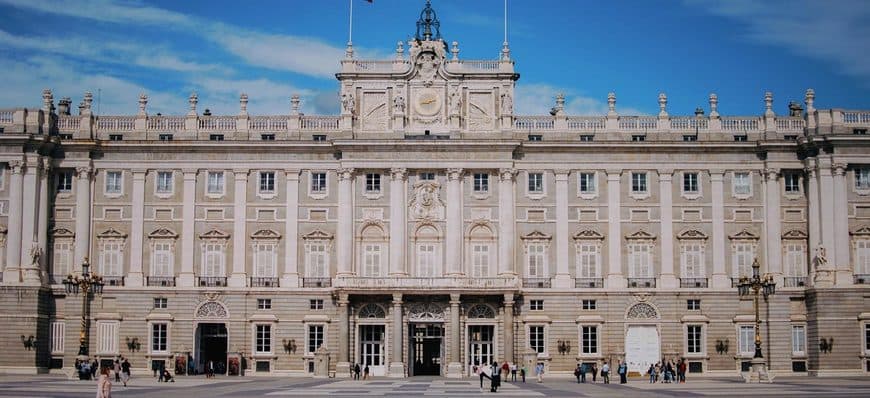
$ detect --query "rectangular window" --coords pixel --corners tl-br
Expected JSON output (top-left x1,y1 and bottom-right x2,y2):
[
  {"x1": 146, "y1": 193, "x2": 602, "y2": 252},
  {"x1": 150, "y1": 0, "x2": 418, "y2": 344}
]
[
  {"x1": 792, "y1": 325, "x2": 806, "y2": 355},
  {"x1": 473, "y1": 173, "x2": 489, "y2": 193},
  {"x1": 57, "y1": 171, "x2": 73, "y2": 193},
  {"x1": 261, "y1": 134, "x2": 275, "y2": 141},
  {"x1": 631, "y1": 134, "x2": 646, "y2": 142},
  {"x1": 419, "y1": 172, "x2": 435, "y2": 181},
  {"x1": 784, "y1": 173, "x2": 800, "y2": 193},
  {"x1": 856, "y1": 169, "x2": 870, "y2": 190},
  {"x1": 156, "y1": 171, "x2": 173, "y2": 194},
  {"x1": 306, "y1": 242, "x2": 327, "y2": 277},
  {"x1": 681, "y1": 243, "x2": 704, "y2": 278},
  {"x1": 580, "y1": 135, "x2": 594, "y2": 142},
  {"x1": 628, "y1": 244, "x2": 652, "y2": 277},
  {"x1": 471, "y1": 244, "x2": 490, "y2": 277},
  {"x1": 527, "y1": 243, "x2": 546, "y2": 277},
  {"x1": 417, "y1": 243, "x2": 438, "y2": 277},
  {"x1": 312, "y1": 134, "x2": 326, "y2": 142},
  {"x1": 528, "y1": 134, "x2": 542, "y2": 141},
  {"x1": 209, "y1": 134, "x2": 224, "y2": 141},
  {"x1": 683, "y1": 172, "x2": 699, "y2": 193},
  {"x1": 576, "y1": 243, "x2": 599, "y2": 278},
  {"x1": 687, "y1": 325, "x2": 702, "y2": 354},
  {"x1": 202, "y1": 243, "x2": 225, "y2": 277},
  {"x1": 528, "y1": 172, "x2": 544, "y2": 194},
  {"x1": 738, "y1": 325, "x2": 755, "y2": 356},
  {"x1": 257, "y1": 298, "x2": 272, "y2": 310},
  {"x1": 529, "y1": 326, "x2": 545, "y2": 354},
  {"x1": 733, "y1": 172, "x2": 751, "y2": 195},
  {"x1": 734, "y1": 135, "x2": 748, "y2": 142},
  {"x1": 50, "y1": 321, "x2": 65, "y2": 354},
  {"x1": 784, "y1": 243, "x2": 806, "y2": 277},
  {"x1": 581, "y1": 300, "x2": 596, "y2": 310},
  {"x1": 256, "y1": 324, "x2": 272, "y2": 354},
  {"x1": 687, "y1": 299, "x2": 701, "y2": 310},
  {"x1": 865, "y1": 324, "x2": 870, "y2": 353},
  {"x1": 254, "y1": 243, "x2": 276, "y2": 277},
  {"x1": 365, "y1": 173, "x2": 381, "y2": 193},
  {"x1": 259, "y1": 171, "x2": 276, "y2": 194},
  {"x1": 733, "y1": 243, "x2": 755, "y2": 278},
  {"x1": 363, "y1": 244, "x2": 382, "y2": 277},
  {"x1": 310, "y1": 172, "x2": 327, "y2": 193},
  {"x1": 582, "y1": 326, "x2": 598, "y2": 354},
  {"x1": 856, "y1": 240, "x2": 870, "y2": 274},
  {"x1": 207, "y1": 171, "x2": 224, "y2": 195},
  {"x1": 151, "y1": 323, "x2": 168, "y2": 353},
  {"x1": 579, "y1": 172, "x2": 596, "y2": 194},
  {"x1": 153, "y1": 297, "x2": 168, "y2": 309},
  {"x1": 631, "y1": 172, "x2": 647, "y2": 193},
  {"x1": 97, "y1": 321, "x2": 119, "y2": 355},
  {"x1": 105, "y1": 171, "x2": 122, "y2": 194},
  {"x1": 52, "y1": 241, "x2": 72, "y2": 280},
  {"x1": 151, "y1": 241, "x2": 173, "y2": 276},
  {"x1": 683, "y1": 135, "x2": 697, "y2": 142},
  {"x1": 100, "y1": 241, "x2": 122, "y2": 276},
  {"x1": 310, "y1": 299, "x2": 324, "y2": 310},
  {"x1": 530, "y1": 300, "x2": 544, "y2": 311},
  {"x1": 158, "y1": 134, "x2": 173, "y2": 141},
  {"x1": 307, "y1": 325, "x2": 324, "y2": 354}
]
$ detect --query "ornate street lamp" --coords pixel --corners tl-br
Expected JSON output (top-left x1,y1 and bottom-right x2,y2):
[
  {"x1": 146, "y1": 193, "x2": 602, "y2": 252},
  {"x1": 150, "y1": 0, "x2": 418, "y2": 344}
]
[
  {"x1": 736, "y1": 258, "x2": 776, "y2": 382},
  {"x1": 63, "y1": 258, "x2": 104, "y2": 358}
]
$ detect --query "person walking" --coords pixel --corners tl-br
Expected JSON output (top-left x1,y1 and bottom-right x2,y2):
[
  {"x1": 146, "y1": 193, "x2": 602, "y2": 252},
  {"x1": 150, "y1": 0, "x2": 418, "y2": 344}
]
[
  {"x1": 91, "y1": 359, "x2": 99, "y2": 380},
  {"x1": 520, "y1": 364, "x2": 527, "y2": 383},
  {"x1": 591, "y1": 363, "x2": 598, "y2": 383},
  {"x1": 353, "y1": 363, "x2": 361, "y2": 380},
  {"x1": 618, "y1": 361, "x2": 627, "y2": 384},
  {"x1": 96, "y1": 367, "x2": 112, "y2": 398},
  {"x1": 490, "y1": 362, "x2": 501, "y2": 392},
  {"x1": 648, "y1": 363, "x2": 656, "y2": 383},
  {"x1": 113, "y1": 359, "x2": 121, "y2": 383},
  {"x1": 363, "y1": 363, "x2": 370, "y2": 380},
  {"x1": 510, "y1": 363, "x2": 517, "y2": 382},
  {"x1": 501, "y1": 361, "x2": 510, "y2": 382},
  {"x1": 573, "y1": 364, "x2": 581, "y2": 383},
  {"x1": 601, "y1": 361, "x2": 610, "y2": 384},
  {"x1": 678, "y1": 359, "x2": 687, "y2": 383},
  {"x1": 535, "y1": 362, "x2": 544, "y2": 383},
  {"x1": 579, "y1": 363, "x2": 587, "y2": 383},
  {"x1": 157, "y1": 361, "x2": 166, "y2": 382},
  {"x1": 120, "y1": 358, "x2": 131, "y2": 387}
]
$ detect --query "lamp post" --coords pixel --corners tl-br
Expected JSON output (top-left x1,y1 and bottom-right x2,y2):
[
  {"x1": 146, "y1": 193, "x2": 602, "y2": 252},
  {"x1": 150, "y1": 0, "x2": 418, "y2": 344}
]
[
  {"x1": 63, "y1": 258, "x2": 104, "y2": 358},
  {"x1": 736, "y1": 258, "x2": 776, "y2": 382}
]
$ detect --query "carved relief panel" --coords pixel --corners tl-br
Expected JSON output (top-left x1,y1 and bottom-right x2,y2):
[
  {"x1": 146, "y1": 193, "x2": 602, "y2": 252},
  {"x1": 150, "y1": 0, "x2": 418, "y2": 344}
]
[
  {"x1": 467, "y1": 91, "x2": 494, "y2": 131},
  {"x1": 361, "y1": 91, "x2": 388, "y2": 131}
]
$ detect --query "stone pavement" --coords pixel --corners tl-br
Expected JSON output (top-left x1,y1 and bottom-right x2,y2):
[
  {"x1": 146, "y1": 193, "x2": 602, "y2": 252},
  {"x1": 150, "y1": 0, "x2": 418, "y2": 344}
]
[{"x1": 0, "y1": 374, "x2": 869, "y2": 397}]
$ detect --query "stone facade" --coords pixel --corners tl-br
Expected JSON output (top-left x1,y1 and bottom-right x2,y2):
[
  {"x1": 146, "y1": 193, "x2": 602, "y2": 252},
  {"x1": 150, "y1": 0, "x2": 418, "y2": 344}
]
[{"x1": 1, "y1": 3, "x2": 869, "y2": 378}]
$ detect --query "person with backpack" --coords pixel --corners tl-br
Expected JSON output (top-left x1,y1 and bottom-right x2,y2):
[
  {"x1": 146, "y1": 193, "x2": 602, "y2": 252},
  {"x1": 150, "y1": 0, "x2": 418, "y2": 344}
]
[
  {"x1": 618, "y1": 361, "x2": 628, "y2": 384},
  {"x1": 601, "y1": 361, "x2": 610, "y2": 384},
  {"x1": 573, "y1": 364, "x2": 582, "y2": 383}
]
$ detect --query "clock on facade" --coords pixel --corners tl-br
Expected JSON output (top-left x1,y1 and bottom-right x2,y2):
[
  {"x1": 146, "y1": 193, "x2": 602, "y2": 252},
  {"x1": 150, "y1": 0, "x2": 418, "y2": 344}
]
[{"x1": 415, "y1": 89, "x2": 442, "y2": 116}]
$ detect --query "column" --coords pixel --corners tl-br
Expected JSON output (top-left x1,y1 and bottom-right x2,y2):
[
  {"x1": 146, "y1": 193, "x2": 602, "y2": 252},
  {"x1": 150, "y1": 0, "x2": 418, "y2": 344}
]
[
  {"x1": 127, "y1": 170, "x2": 147, "y2": 287},
  {"x1": 337, "y1": 168, "x2": 355, "y2": 276},
  {"x1": 553, "y1": 170, "x2": 572, "y2": 288},
  {"x1": 710, "y1": 171, "x2": 729, "y2": 288},
  {"x1": 498, "y1": 169, "x2": 516, "y2": 276},
  {"x1": 336, "y1": 293, "x2": 351, "y2": 374},
  {"x1": 658, "y1": 170, "x2": 677, "y2": 288},
  {"x1": 446, "y1": 293, "x2": 462, "y2": 377},
  {"x1": 816, "y1": 159, "x2": 837, "y2": 287},
  {"x1": 503, "y1": 293, "x2": 515, "y2": 363},
  {"x1": 805, "y1": 164, "x2": 821, "y2": 259},
  {"x1": 389, "y1": 293, "x2": 405, "y2": 377},
  {"x1": 606, "y1": 170, "x2": 626, "y2": 288},
  {"x1": 282, "y1": 169, "x2": 300, "y2": 287},
  {"x1": 229, "y1": 169, "x2": 248, "y2": 287},
  {"x1": 3, "y1": 161, "x2": 23, "y2": 283},
  {"x1": 178, "y1": 170, "x2": 196, "y2": 287},
  {"x1": 19, "y1": 157, "x2": 39, "y2": 279},
  {"x1": 73, "y1": 165, "x2": 92, "y2": 269},
  {"x1": 832, "y1": 164, "x2": 852, "y2": 285},
  {"x1": 446, "y1": 168, "x2": 463, "y2": 276},
  {"x1": 35, "y1": 158, "x2": 50, "y2": 285},
  {"x1": 389, "y1": 168, "x2": 407, "y2": 276},
  {"x1": 764, "y1": 169, "x2": 783, "y2": 282}
]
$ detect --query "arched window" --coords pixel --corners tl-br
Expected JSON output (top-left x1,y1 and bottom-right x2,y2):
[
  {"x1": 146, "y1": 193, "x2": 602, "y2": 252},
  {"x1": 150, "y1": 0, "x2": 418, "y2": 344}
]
[{"x1": 414, "y1": 224, "x2": 442, "y2": 277}]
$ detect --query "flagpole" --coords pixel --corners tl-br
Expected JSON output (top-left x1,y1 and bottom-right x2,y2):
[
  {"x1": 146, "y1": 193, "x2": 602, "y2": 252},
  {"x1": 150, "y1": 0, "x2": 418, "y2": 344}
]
[
  {"x1": 348, "y1": 0, "x2": 353, "y2": 45},
  {"x1": 504, "y1": 0, "x2": 507, "y2": 44}
]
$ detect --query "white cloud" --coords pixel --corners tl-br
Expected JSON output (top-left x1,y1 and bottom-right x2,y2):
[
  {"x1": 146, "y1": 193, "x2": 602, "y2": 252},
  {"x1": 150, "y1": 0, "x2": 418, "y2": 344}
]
[
  {"x1": 515, "y1": 83, "x2": 647, "y2": 115},
  {"x1": 0, "y1": 0, "x2": 194, "y2": 28},
  {"x1": 686, "y1": 0, "x2": 870, "y2": 80}
]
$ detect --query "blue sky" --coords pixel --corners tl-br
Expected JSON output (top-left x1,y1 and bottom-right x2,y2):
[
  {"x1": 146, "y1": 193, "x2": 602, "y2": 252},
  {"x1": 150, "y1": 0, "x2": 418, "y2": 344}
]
[{"x1": 0, "y1": 0, "x2": 868, "y2": 117}]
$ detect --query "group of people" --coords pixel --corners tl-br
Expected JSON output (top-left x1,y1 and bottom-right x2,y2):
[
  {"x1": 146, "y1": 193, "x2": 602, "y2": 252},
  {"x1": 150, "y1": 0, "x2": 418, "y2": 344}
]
[
  {"x1": 352, "y1": 363, "x2": 371, "y2": 380},
  {"x1": 472, "y1": 361, "x2": 543, "y2": 392},
  {"x1": 647, "y1": 358, "x2": 688, "y2": 383},
  {"x1": 74, "y1": 356, "x2": 132, "y2": 398},
  {"x1": 573, "y1": 361, "x2": 605, "y2": 383}
]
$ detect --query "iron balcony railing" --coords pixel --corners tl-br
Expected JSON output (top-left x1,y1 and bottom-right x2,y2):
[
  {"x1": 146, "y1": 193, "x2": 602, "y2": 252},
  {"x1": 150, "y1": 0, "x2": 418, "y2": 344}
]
[
  {"x1": 147, "y1": 276, "x2": 176, "y2": 287},
  {"x1": 574, "y1": 278, "x2": 604, "y2": 288},
  {"x1": 103, "y1": 276, "x2": 125, "y2": 286},
  {"x1": 854, "y1": 274, "x2": 870, "y2": 284},
  {"x1": 302, "y1": 277, "x2": 331, "y2": 288},
  {"x1": 680, "y1": 278, "x2": 708, "y2": 288},
  {"x1": 783, "y1": 277, "x2": 807, "y2": 288},
  {"x1": 250, "y1": 277, "x2": 279, "y2": 287},
  {"x1": 627, "y1": 278, "x2": 656, "y2": 288},
  {"x1": 523, "y1": 278, "x2": 551, "y2": 288},
  {"x1": 198, "y1": 276, "x2": 227, "y2": 287}
]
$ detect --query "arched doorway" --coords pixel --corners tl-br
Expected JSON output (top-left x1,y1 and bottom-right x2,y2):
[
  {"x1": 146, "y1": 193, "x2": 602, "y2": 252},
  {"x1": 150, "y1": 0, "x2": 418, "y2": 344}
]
[
  {"x1": 194, "y1": 301, "x2": 229, "y2": 375},
  {"x1": 624, "y1": 302, "x2": 660, "y2": 376},
  {"x1": 407, "y1": 301, "x2": 445, "y2": 376},
  {"x1": 356, "y1": 303, "x2": 387, "y2": 376}
]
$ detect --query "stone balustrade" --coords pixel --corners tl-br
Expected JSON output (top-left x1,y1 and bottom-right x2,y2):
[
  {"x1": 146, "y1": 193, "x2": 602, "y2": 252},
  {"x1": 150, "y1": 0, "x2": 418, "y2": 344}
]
[
  {"x1": 0, "y1": 110, "x2": 13, "y2": 125},
  {"x1": 333, "y1": 276, "x2": 520, "y2": 290}
]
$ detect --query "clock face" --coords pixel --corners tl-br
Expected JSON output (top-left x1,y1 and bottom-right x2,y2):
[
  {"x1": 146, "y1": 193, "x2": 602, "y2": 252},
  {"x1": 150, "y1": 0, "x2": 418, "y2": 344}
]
[{"x1": 415, "y1": 89, "x2": 442, "y2": 116}]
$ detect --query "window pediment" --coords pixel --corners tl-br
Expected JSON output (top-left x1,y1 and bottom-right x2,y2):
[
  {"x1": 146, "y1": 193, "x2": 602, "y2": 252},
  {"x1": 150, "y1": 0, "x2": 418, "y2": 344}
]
[
  {"x1": 625, "y1": 230, "x2": 656, "y2": 241},
  {"x1": 302, "y1": 229, "x2": 333, "y2": 240},
  {"x1": 573, "y1": 229, "x2": 604, "y2": 240},
  {"x1": 148, "y1": 228, "x2": 178, "y2": 239},
  {"x1": 97, "y1": 228, "x2": 127, "y2": 239},
  {"x1": 782, "y1": 229, "x2": 808, "y2": 240},
  {"x1": 729, "y1": 229, "x2": 759, "y2": 241},
  {"x1": 200, "y1": 229, "x2": 230, "y2": 240},
  {"x1": 251, "y1": 229, "x2": 281, "y2": 240},
  {"x1": 677, "y1": 229, "x2": 707, "y2": 240},
  {"x1": 51, "y1": 227, "x2": 74, "y2": 238},
  {"x1": 521, "y1": 230, "x2": 552, "y2": 241},
  {"x1": 850, "y1": 226, "x2": 870, "y2": 237}
]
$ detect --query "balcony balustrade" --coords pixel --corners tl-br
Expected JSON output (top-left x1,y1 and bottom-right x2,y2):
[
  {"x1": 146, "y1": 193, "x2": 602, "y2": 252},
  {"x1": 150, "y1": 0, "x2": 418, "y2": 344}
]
[
  {"x1": 251, "y1": 277, "x2": 280, "y2": 287},
  {"x1": 198, "y1": 276, "x2": 227, "y2": 287},
  {"x1": 523, "y1": 278, "x2": 551, "y2": 288},
  {"x1": 680, "y1": 278, "x2": 709, "y2": 288},
  {"x1": 333, "y1": 276, "x2": 519, "y2": 290},
  {"x1": 574, "y1": 278, "x2": 604, "y2": 288},
  {"x1": 627, "y1": 278, "x2": 656, "y2": 288},
  {"x1": 147, "y1": 276, "x2": 176, "y2": 287},
  {"x1": 783, "y1": 276, "x2": 807, "y2": 288},
  {"x1": 854, "y1": 274, "x2": 870, "y2": 284},
  {"x1": 103, "y1": 276, "x2": 125, "y2": 286},
  {"x1": 303, "y1": 277, "x2": 332, "y2": 288}
]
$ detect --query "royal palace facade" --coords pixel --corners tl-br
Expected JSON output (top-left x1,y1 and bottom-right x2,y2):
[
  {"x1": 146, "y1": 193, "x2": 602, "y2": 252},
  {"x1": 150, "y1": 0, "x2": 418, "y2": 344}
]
[{"x1": 1, "y1": 4, "x2": 870, "y2": 379}]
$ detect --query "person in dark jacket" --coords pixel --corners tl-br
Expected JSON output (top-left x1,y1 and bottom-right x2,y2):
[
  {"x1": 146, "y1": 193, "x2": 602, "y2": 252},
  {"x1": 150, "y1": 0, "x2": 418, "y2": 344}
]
[{"x1": 490, "y1": 362, "x2": 501, "y2": 392}]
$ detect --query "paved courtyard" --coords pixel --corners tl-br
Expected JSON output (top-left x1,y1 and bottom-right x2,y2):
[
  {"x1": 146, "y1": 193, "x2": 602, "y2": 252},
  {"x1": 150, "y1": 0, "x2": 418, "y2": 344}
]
[{"x1": 0, "y1": 374, "x2": 869, "y2": 397}]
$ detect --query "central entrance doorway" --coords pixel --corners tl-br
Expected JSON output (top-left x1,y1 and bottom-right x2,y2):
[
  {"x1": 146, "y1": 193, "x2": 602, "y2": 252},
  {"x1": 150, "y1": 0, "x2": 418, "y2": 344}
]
[
  {"x1": 409, "y1": 323, "x2": 443, "y2": 376},
  {"x1": 625, "y1": 325, "x2": 660, "y2": 376},
  {"x1": 358, "y1": 324, "x2": 386, "y2": 376},
  {"x1": 195, "y1": 323, "x2": 228, "y2": 375},
  {"x1": 468, "y1": 325, "x2": 494, "y2": 370}
]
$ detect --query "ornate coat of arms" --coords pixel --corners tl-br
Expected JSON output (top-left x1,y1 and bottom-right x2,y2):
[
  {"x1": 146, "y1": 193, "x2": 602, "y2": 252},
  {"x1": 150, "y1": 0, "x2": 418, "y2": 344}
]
[{"x1": 409, "y1": 181, "x2": 445, "y2": 220}]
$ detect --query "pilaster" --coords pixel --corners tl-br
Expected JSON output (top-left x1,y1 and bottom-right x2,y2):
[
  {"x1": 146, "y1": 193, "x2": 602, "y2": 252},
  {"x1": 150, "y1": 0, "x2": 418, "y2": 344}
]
[
  {"x1": 178, "y1": 170, "x2": 197, "y2": 287},
  {"x1": 2, "y1": 161, "x2": 23, "y2": 283},
  {"x1": 503, "y1": 293, "x2": 515, "y2": 363},
  {"x1": 336, "y1": 293, "x2": 351, "y2": 376},
  {"x1": 36, "y1": 158, "x2": 50, "y2": 285},
  {"x1": 389, "y1": 168, "x2": 408, "y2": 276},
  {"x1": 817, "y1": 159, "x2": 837, "y2": 274},
  {"x1": 446, "y1": 168, "x2": 464, "y2": 276},
  {"x1": 229, "y1": 169, "x2": 248, "y2": 287},
  {"x1": 19, "y1": 156, "x2": 39, "y2": 282},
  {"x1": 282, "y1": 169, "x2": 301, "y2": 288},
  {"x1": 446, "y1": 293, "x2": 462, "y2": 378},
  {"x1": 73, "y1": 165, "x2": 93, "y2": 269},
  {"x1": 389, "y1": 293, "x2": 405, "y2": 377},
  {"x1": 764, "y1": 168, "x2": 783, "y2": 284},
  {"x1": 658, "y1": 170, "x2": 678, "y2": 289},
  {"x1": 606, "y1": 170, "x2": 626, "y2": 288},
  {"x1": 127, "y1": 170, "x2": 147, "y2": 287},
  {"x1": 832, "y1": 163, "x2": 852, "y2": 285},
  {"x1": 552, "y1": 170, "x2": 572, "y2": 288},
  {"x1": 498, "y1": 168, "x2": 517, "y2": 276},
  {"x1": 710, "y1": 170, "x2": 729, "y2": 289},
  {"x1": 337, "y1": 168, "x2": 355, "y2": 276}
]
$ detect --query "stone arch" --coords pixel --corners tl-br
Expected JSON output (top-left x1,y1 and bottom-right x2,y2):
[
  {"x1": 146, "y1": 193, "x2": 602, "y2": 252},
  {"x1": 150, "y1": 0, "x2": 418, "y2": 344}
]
[
  {"x1": 466, "y1": 304, "x2": 496, "y2": 319},
  {"x1": 407, "y1": 302, "x2": 445, "y2": 322},
  {"x1": 359, "y1": 223, "x2": 387, "y2": 240},
  {"x1": 465, "y1": 221, "x2": 497, "y2": 240},
  {"x1": 626, "y1": 302, "x2": 659, "y2": 320},
  {"x1": 195, "y1": 301, "x2": 229, "y2": 319},
  {"x1": 414, "y1": 223, "x2": 441, "y2": 240},
  {"x1": 357, "y1": 303, "x2": 387, "y2": 319}
]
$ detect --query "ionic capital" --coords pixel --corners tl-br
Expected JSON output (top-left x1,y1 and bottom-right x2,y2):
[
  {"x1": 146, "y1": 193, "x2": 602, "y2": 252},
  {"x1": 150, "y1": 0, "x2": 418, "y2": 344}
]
[
  {"x1": 498, "y1": 168, "x2": 517, "y2": 182},
  {"x1": 75, "y1": 166, "x2": 93, "y2": 179},
  {"x1": 389, "y1": 167, "x2": 407, "y2": 181},
  {"x1": 337, "y1": 167, "x2": 355, "y2": 181},
  {"x1": 8, "y1": 160, "x2": 24, "y2": 175},
  {"x1": 449, "y1": 293, "x2": 461, "y2": 305},
  {"x1": 447, "y1": 168, "x2": 464, "y2": 181},
  {"x1": 832, "y1": 163, "x2": 847, "y2": 176},
  {"x1": 763, "y1": 168, "x2": 779, "y2": 181},
  {"x1": 285, "y1": 169, "x2": 301, "y2": 181}
]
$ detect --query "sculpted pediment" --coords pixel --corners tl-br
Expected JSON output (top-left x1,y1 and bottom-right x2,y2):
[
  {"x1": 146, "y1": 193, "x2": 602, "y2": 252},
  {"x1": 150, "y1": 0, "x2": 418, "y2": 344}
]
[
  {"x1": 148, "y1": 228, "x2": 178, "y2": 239},
  {"x1": 51, "y1": 227, "x2": 74, "y2": 238},
  {"x1": 729, "y1": 229, "x2": 759, "y2": 240},
  {"x1": 97, "y1": 228, "x2": 127, "y2": 239},
  {"x1": 302, "y1": 229, "x2": 333, "y2": 240},
  {"x1": 625, "y1": 230, "x2": 656, "y2": 240},
  {"x1": 200, "y1": 229, "x2": 230, "y2": 240},
  {"x1": 573, "y1": 229, "x2": 604, "y2": 240},
  {"x1": 677, "y1": 229, "x2": 707, "y2": 240},
  {"x1": 521, "y1": 230, "x2": 552, "y2": 241},
  {"x1": 782, "y1": 229, "x2": 808, "y2": 240},
  {"x1": 851, "y1": 226, "x2": 870, "y2": 237},
  {"x1": 251, "y1": 229, "x2": 281, "y2": 240}
]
